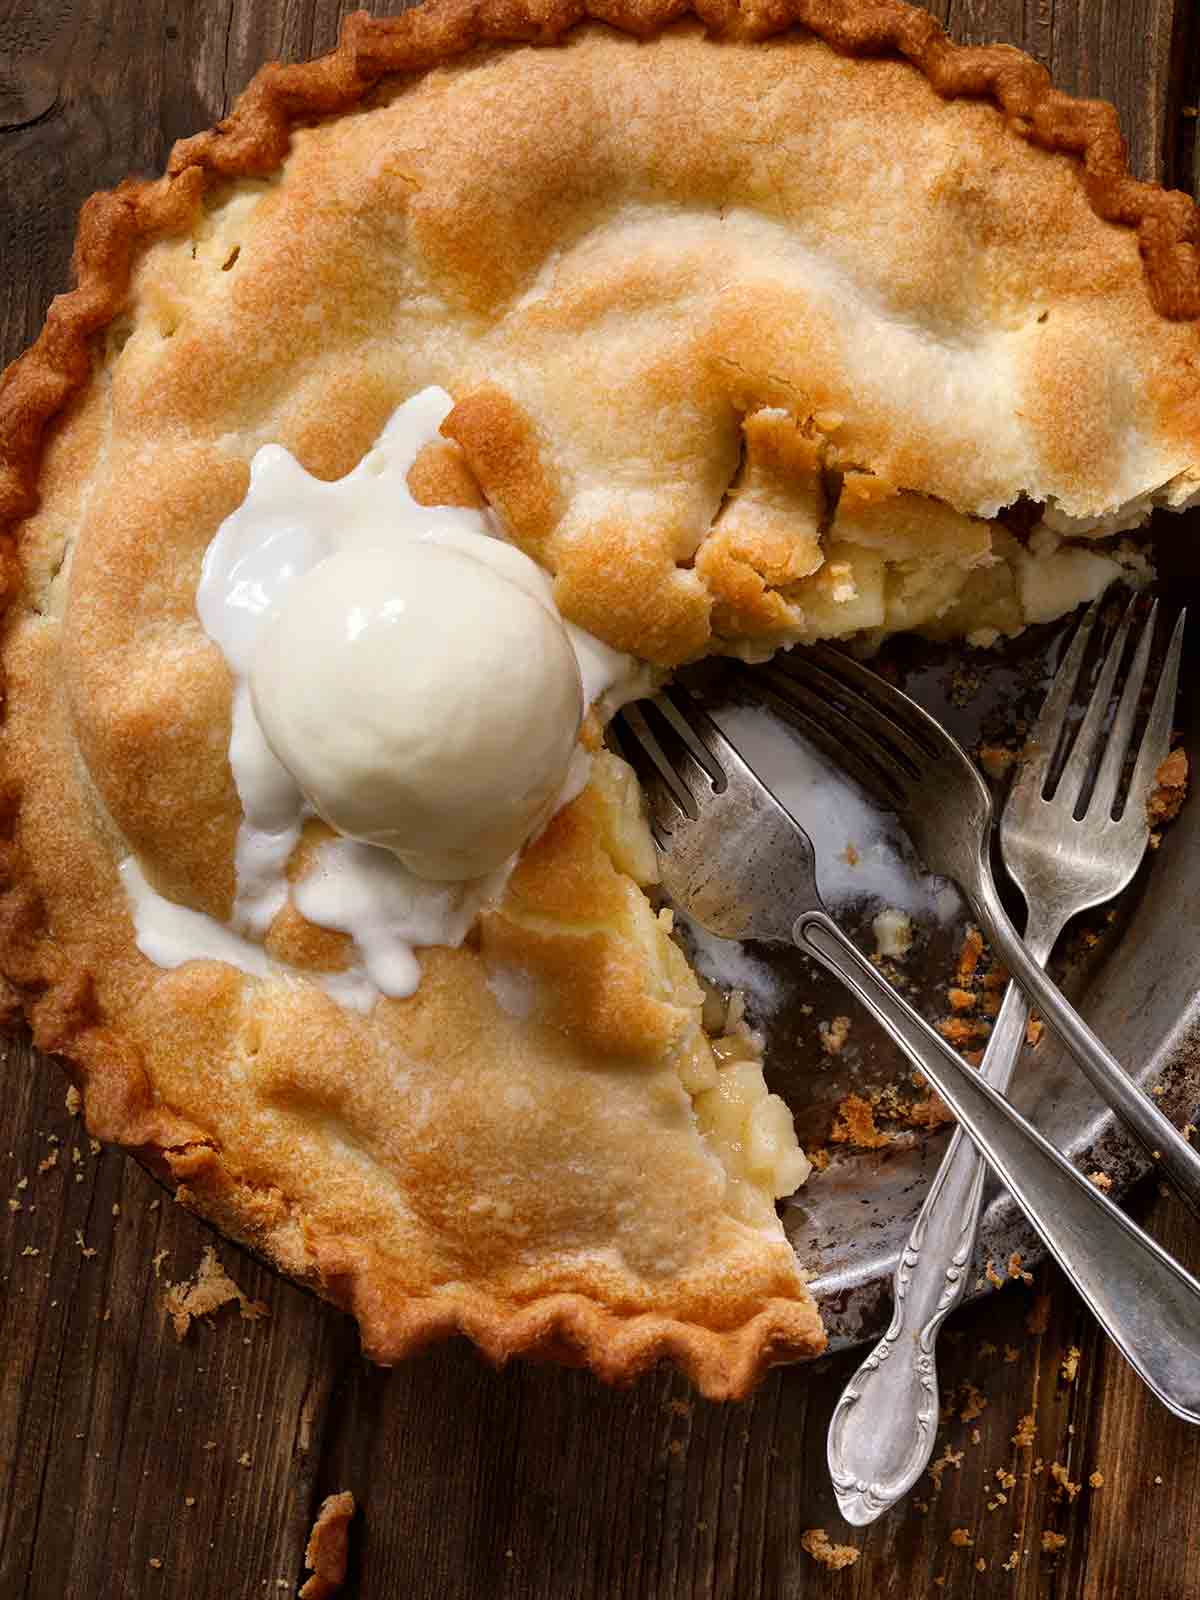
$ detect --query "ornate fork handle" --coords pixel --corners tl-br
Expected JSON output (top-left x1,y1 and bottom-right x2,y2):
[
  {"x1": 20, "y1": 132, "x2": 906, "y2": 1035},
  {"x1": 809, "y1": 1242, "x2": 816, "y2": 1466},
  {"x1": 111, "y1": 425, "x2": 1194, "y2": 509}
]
[
  {"x1": 825, "y1": 914, "x2": 1056, "y2": 1524},
  {"x1": 790, "y1": 908, "x2": 1200, "y2": 1463}
]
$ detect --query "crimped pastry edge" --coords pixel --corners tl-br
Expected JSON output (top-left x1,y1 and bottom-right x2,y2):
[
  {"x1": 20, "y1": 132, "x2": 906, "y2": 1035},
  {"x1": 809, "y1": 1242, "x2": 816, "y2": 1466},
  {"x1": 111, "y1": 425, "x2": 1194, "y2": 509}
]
[{"x1": 0, "y1": 0, "x2": 1196, "y2": 1396}]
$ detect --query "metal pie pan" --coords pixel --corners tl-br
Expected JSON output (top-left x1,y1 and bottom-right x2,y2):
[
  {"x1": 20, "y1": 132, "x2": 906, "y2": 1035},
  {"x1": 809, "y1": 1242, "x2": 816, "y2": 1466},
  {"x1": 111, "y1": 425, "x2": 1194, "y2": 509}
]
[{"x1": 681, "y1": 576, "x2": 1200, "y2": 1354}]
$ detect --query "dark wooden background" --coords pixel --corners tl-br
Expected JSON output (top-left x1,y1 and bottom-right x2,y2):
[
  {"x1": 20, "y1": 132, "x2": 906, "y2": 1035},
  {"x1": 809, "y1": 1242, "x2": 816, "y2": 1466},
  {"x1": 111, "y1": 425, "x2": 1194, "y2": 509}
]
[{"x1": 3, "y1": 3, "x2": 1200, "y2": 1596}]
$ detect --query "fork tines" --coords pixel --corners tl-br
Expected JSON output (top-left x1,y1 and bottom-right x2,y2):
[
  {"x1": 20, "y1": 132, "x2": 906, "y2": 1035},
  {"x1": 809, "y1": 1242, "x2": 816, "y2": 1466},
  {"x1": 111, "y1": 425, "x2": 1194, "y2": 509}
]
[
  {"x1": 1012, "y1": 595, "x2": 1186, "y2": 823},
  {"x1": 740, "y1": 644, "x2": 943, "y2": 812},
  {"x1": 611, "y1": 687, "x2": 731, "y2": 836}
]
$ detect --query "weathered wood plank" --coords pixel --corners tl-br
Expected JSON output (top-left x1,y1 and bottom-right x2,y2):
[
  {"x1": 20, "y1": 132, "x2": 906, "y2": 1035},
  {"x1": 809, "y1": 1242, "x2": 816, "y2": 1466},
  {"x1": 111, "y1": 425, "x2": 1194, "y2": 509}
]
[{"x1": 2, "y1": 1, "x2": 1198, "y2": 1597}]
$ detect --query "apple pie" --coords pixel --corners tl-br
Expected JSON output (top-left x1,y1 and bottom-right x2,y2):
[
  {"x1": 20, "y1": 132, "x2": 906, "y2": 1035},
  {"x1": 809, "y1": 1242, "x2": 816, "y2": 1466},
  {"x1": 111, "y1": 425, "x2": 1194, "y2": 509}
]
[{"x1": 1, "y1": 0, "x2": 1197, "y2": 1398}]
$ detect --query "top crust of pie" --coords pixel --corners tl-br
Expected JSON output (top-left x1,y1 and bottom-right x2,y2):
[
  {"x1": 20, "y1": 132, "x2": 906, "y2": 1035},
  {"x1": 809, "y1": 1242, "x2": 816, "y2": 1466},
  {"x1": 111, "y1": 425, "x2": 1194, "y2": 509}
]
[{"x1": 1, "y1": 0, "x2": 1198, "y2": 1396}]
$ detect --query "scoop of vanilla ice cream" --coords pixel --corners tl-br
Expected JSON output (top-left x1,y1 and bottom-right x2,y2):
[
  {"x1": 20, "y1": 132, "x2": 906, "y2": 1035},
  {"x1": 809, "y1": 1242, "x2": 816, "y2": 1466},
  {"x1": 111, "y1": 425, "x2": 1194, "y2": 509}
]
[{"x1": 249, "y1": 540, "x2": 584, "y2": 880}]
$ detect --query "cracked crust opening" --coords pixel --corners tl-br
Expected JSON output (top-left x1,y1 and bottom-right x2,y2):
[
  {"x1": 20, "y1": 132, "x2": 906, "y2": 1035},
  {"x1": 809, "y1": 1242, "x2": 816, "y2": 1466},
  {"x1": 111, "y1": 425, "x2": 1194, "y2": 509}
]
[{"x1": 1, "y1": 0, "x2": 1198, "y2": 1396}]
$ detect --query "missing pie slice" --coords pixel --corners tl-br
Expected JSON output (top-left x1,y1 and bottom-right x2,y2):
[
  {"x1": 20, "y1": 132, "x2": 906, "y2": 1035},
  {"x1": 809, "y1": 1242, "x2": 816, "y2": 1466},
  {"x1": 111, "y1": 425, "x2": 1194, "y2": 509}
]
[{"x1": 1, "y1": 0, "x2": 1197, "y2": 1398}]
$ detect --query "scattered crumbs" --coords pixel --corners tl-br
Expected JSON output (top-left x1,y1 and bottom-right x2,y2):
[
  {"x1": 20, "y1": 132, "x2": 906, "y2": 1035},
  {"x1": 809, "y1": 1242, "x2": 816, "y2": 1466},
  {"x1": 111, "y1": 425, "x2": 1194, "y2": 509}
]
[
  {"x1": 74, "y1": 1229, "x2": 97, "y2": 1259},
  {"x1": 7, "y1": 1198, "x2": 20, "y2": 1213},
  {"x1": 1007, "y1": 1252, "x2": 1033, "y2": 1284},
  {"x1": 841, "y1": 842, "x2": 860, "y2": 866},
  {"x1": 960, "y1": 1382, "x2": 988, "y2": 1423},
  {"x1": 299, "y1": 1496, "x2": 357, "y2": 1600},
  {"x1": 1013, "y1": 1413, "x2": 1037, "y2": 1449},
  {"x1": 1025, "y1": 1017, "x2": 1044, "y2": 1048},
  {"x1": 947, "y1": 987, "x2": 976, "y2": 1012},
  {"x1": 65, "y1": 1085, "x2": 81, "y2": 1116},
  {"x1": 238, "y1": 1451, "x2": 252, "y2": 1468},
  {"x1": 184, "y1": 1496, "x2": 196, "y2": 1507},
  {"x1": 978, "y1": 745, "x2": 1016, "y2": 781},
  {"x1": 1061, "y1": 1346, "x2": 1081, "y2": 1384},
  {"x1": 1154, "y1": 1474, "x2": 1163, "y2": 1486},
  {"x1": 1152, "y1": 1084, "x2": 1165, "y2": 1098},
  {"x1": 1041, "y1": 1532, "x2": 1066, "y2": 1553},
  {"x1": 801, "y1": 1529, "x2": 859, "y2": 1572},
  {"x1": 970, "y1": 1428, "x2": 981, "y2": 1446},
  {"x1": 112, "y1": 1203, "x2": 120, "y2": 1217},
  {"x1": 1147, "y1": 748, "x2": 1188, "y2": 825},
  {"x1": 152, "y1": 1249, "x2": 169, "y2": 1278},
  {"x1": 979, "y1": 1341, "x2": 998, "y2": 1358},
  {"x1": 37, "y1": 1149, "x2": 59, "y2": 1175},
  {"x1": 956, "y1": 926, "x2": 984, "y2": 985},
  {"x1": 985, "y1": 1260, "x2": 1005, "y2": 1291},
  {"x1": 949, "y1": 1528, "x2": 974, "y2": 1548},
  {"x1": 913, "y1": 1500, "x2": 930, "y2": 1515},
  {"x1": 149, "y1": 1198, "x2": 161, "y2": 1211},
  {"x1": 1087, "y1": 1170, "x2": 1113, "y2": 1192},
  {"x1": 1050, "y1": 1462, "x2": 1081, "y2": 1501},
  {"x1": 16, "y1": 1176, "x2": 28, "y2": 1191},
  {"x1": 666, "y1": 1398, "x2": 691, "y2": 1417},
  {"x1": 937, "y1": 1015, "x2": 991, "y2": 1046},
  {"x1": 1002, "y1": 1551, "x2": 1020, "y2": 1571},
  {"x1": 933, "y1": 1577, "x2": 945, "y2": 1590},
  {"x1": 88, "y1": 1138, "x2": 101, "y2": 1156},
  {"x1": 162, "y1": 1246, "x2": 269, "y2": 1339},
  {"x1": 806, "y1": 1146, "x2": 830, "y2": 1173},
  {"x1": 21, "y1": 1245, "x2": 39, "y2": 1257},
  {"x1": 1089, "y1": 1471, "x2": 1104, "y2": 1489},
  {"x1": 975, "y1": 1558, "x2": 987, "y2": 1573},
  {"x1": 203, "y1": 1441, "x2": 217, "y2": 1451},
  {"x1": 149, "y1": 1557, "x2": 163, "y2": 1570},
  {"x1": 995, "y1": 1467, "x2": 1017, "y2": 1490},
  {"x1": 71, "y1": 1147, "x2": 82, "y2": 1166},
  {"x1": 828, "y1": 1093, "x2": 890, "y2": 1150},
  {"x1": 872, "y1": 907, "x2": 913, "y2": 961},
  {"x1": 819, "y1": 1016, "x2": 852, "y2": 1057},
  {"x1": 928, "y1": 1446, "x2": 965, "y2": 1488}
]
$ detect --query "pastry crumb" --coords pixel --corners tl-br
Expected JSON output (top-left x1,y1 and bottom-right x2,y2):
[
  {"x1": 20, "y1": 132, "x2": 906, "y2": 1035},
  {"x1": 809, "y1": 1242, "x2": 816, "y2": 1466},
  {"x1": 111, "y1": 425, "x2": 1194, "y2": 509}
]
[
  {"x1": 949, "y1": 1527, "x2": 974, "y2": 1548},
  {"x1": 1041, "y1": 1531, "x2": 1066, "y2": 1553},
  {"x1": 1087, "y1": 1169, "x2": 1113, "y2": 1192},
  {"x1": 978, "y1": 745, "x2": 1016, "y2": 780},
  {"x1": 74, "y1": 1229, "x2": 97, "y2": 1259},
  {"x1": 37, "y1": 1149, "x2": 59, "y2": 1174},
  {"x1": 162, "y1": 1246, "x2": 269, "y2": 1339},
  {"x1": 985, "y1": 1260, "x2": 1005, "y2": 1290},
  {"x1": 65, "y1": 1085, "x2": 82, "y2": 1116},
  {"x1": 801, "y1": 1528, "x2": 859, "y2": 1571},
  {"x1": 828, "y1": 1093, "x2": 889, "y2": 1149},
  {"x1": 1089, "y1": 1470, "x2": 1104, "y2": 1489},
  {"x1": 1060, "y1": 1346, "x2": 1080, "y2": 1383},
  {"x1": 1012, "y1": 1413, "x2": 1037, "y2": 1449},
  {"x1": 1008, "y1": 1251, "x2": 1032, "y2": 1283},
  {"x1": 1147, "y1": 748, "x2": 1188, "y2": 824},
  {"x1": 928, "y1": 1446, "x2": 965, "y2": 1487},
  {"x1": 1025, "y1": 1016, "x2": 1044, "y2": 1047},
  {"x1": 960, "y1": 1382, "x2": 988, "y2": 1423},
  {"x1": 299, "y1": 1491, "x2": 356, "y2": 1600},
  {"x1": 819, "y1": 1015, "x2": 852, "y2": 1057},
  {"x1": 872, "y1": 907, "x2": 913, "y2": 961},
  {"x1": 1050, "y1": 1461, "x2": 1081, "y2": 1501}
]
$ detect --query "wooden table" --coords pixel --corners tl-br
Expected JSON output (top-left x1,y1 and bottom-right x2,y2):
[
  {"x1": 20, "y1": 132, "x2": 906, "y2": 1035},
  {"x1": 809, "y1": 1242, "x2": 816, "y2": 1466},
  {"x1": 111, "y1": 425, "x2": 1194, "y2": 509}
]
[{"x1": 3, "y1": 3, "x2": 1199, "y2": 1596}]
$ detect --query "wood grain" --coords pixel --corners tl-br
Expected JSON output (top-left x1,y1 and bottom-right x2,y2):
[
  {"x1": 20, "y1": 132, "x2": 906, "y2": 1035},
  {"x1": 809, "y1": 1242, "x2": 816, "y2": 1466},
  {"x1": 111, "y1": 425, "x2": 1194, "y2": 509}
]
[{"x1": 3, "y1": 2, "x2": 1199, "y2": 1596}]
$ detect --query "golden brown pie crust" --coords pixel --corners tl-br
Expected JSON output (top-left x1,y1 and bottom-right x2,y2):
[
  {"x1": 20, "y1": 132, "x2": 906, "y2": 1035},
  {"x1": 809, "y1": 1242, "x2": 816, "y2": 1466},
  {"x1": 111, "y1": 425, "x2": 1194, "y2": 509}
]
[{"x1": 1, "y1": 0, "x2": 1199, "y2": 1398}]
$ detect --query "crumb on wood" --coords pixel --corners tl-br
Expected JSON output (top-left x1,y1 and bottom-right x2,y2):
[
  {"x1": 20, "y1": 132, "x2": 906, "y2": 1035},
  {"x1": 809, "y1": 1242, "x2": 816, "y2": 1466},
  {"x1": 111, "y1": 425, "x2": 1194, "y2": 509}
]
[
  {"x1": 1026, "y1": 1292, "x2": 1052, "y2": 1335},
  {"x1": 1002, "y1": 1551, "x2": 1020, "y2": 1571},
  {"x1": 1041, "y1": 1531, "x2": 1067, "y2": 1553},
  {"x1": 819, "y1": 1015, "x2": 852, "y2": 1057},
  {"x1": 1013, "y1": 1413, "x2": 1037, "y2": 1449},
  {"x1": 37, "y1": 1148, "x2": 59, "y2": 1175},
  {"x1": 1050, "y1": 1462, "x2": 1081, "y2": 1501},
  {"x1": 1147, "y1": 748, "x2": 1188, "y2": 825},
  {"x1": 995, "y1": 1467, "x2": 1017, "y2": 1490},
  {"x1": 949, "y1": 1528, "x2": 975, "y2": 1548},
  {"x1": 975, "y1": 1558, "x2": 987, "y2": 1573},
  {"x1": 65, "y1": 1085, "x2": 81, "y2": 1116},
  {"x1": 299, "y1": 1491, "x2": 356, "y2": 1600},
  {"x1": 928, "y1": 1446, "x2": 965, "y2": 1488},
  {"x1": 800, "y1": 1528, "x2": 859, "y2": 1571},
  {"x1": 960, "y1": 1382, "x2": 988, "y2": 1424},
  {"x1": 1060, "y1": 1346, "x2": 1081, "y2": 1384},
  {"x1": 1089, "y1": 1470, "x2": 1104, "y2": 1489},
  {"x1": 74, "y1": 1229, "x2": 97, "y2": 1259},
  {"x1": 162, "y1": 1246, "x2": 269, "y2": 1340}
]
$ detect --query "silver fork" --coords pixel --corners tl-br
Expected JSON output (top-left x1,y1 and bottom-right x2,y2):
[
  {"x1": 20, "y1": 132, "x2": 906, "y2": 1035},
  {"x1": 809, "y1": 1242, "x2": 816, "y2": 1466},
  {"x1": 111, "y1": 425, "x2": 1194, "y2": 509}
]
[
  {"x1": 611, "y1": 685, "x2": 1200, "y2": 1427},
  {"x1": 813, "y1": 597, "x2": 1188, "y2": 1523},
  {"x1": 743, "y1": 604, "x2": 1200, "y2": 1220}
]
